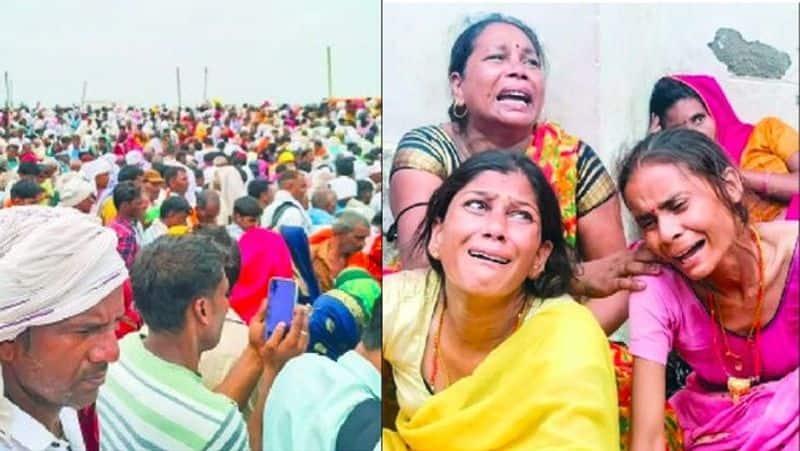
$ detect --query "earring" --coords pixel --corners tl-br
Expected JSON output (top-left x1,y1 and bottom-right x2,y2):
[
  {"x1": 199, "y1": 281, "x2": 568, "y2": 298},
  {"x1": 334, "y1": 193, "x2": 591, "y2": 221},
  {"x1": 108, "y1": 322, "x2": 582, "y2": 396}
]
[
  {"x1": 452, "y1": 102, "x2": 468, "y2": 119},
  {"x1": 430, "y1": 248, "x2": 440, "y2": 259}
]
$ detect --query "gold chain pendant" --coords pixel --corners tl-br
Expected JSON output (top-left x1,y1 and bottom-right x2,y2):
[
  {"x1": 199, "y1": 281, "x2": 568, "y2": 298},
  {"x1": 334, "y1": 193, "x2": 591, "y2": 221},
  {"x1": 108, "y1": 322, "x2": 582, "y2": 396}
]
[{"x1": 727, "y1": 376, "x2": 752, "y2": 404}]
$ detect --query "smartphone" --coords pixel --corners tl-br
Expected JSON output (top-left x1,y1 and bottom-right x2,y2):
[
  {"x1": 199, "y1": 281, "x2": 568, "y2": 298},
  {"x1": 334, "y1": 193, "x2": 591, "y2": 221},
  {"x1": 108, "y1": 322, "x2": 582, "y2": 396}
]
[{"x1": 265, "y1": 277, "x2": 298, "y2": 339}]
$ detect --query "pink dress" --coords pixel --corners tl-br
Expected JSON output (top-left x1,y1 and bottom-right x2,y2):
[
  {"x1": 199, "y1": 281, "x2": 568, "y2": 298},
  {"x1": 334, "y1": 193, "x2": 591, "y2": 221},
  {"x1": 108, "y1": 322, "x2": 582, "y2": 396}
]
[{"x1": 630, "y1": 242, "x2": 799, "y2": 450}]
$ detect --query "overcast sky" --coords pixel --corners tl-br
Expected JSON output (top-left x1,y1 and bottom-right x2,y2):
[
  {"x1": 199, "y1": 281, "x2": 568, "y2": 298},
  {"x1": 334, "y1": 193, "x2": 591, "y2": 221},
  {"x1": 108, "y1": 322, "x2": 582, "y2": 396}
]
[{"x1": 1, "y1": 0, "x2": 380, "y2": 106}]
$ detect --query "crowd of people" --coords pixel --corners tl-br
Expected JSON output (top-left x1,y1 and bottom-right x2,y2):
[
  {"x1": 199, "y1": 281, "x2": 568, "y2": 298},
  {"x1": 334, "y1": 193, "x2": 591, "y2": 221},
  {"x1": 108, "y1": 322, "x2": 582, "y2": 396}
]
[
  {"x1": 0, "y1": 98, "x2": 383, "y2": 450},
  {"x1": 384, "y1": 12, "x2": 798, "y2": 451},
  {"x1": 1, "y1": 9, "x2": 798, "y2": 451}
]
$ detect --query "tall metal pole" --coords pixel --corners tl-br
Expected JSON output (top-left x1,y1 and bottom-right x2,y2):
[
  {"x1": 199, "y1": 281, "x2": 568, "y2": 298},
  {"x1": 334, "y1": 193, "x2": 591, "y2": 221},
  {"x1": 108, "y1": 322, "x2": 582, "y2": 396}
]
[
  {"x1": 203, "y1": 66, "x2": 208, "y2": 103},
  {"x1": 3, "y1": 72, "x2": 9, "y2": 129},
  {"x1": 80, "y1": 81, "x2": 88, "y2": 109},
  {"x1": 176, "y1": 67, "x2": 182, "y2": 112},
  {"x1": 326, "y1": 46, "x2": 333, "y2": 100}
]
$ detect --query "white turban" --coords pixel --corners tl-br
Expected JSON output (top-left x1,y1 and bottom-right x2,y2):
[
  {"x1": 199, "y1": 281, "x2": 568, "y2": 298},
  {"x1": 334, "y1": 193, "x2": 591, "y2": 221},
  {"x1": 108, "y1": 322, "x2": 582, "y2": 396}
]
[
  {"x1": 57, "y1": 173, "x2": 95, "y2": 207},
  {"x1": 329, "y1": 177, "x2": 356, "y2": 201},
  {"x1": 80, "y1": 158, "x2": 112, "y2": 182},
  {"x1": 0, "y1": 206, "x2": 128, "y2": 341}
]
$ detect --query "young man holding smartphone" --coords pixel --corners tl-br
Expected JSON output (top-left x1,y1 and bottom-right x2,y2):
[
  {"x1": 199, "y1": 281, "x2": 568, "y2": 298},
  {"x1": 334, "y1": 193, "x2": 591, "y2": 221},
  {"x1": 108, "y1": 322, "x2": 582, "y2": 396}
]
[{"x1": 97, "y1": 234, "x2": 309, "y2": 450}]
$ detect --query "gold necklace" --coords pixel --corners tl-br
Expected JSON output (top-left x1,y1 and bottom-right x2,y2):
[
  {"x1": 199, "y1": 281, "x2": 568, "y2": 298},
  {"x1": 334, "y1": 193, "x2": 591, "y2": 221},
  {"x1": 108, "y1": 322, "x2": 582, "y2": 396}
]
[
  {"x1": 429, "y1": 291, "x2": 530, "y2": 391},
  {"x1": 706, "y1": 225, "x2": 765, "y2": 403}
]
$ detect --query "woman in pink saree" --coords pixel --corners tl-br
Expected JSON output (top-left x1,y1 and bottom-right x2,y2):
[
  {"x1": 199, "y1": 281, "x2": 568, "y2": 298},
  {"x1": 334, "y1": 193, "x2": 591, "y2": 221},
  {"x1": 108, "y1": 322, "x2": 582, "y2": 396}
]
[
  {"x1": 228, "y1": 227, "x2": 294, "y2": 323},
  {"x1": 620, "y1": 128, "x2": 798, "y2": 450},
  {"x1": 648, "y1": 74, "x2": 799, "y2": 221}
]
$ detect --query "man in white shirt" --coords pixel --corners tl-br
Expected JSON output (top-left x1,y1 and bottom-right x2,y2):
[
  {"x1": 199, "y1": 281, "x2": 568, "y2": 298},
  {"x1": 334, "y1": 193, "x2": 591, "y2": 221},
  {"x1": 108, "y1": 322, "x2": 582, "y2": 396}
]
[
  {"x1": 0, "y1": 206, "x2": 129, "y2": 450},
  {"x1": 261, "y1": 170, "x2": 312, "y2": 233}
]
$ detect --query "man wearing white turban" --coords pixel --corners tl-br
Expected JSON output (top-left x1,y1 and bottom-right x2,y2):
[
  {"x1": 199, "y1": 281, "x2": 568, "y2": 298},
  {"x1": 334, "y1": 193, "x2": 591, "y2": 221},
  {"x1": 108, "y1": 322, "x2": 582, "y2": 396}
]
[
  {"x1": 57, "y1": 173, "x2": 97, "y2": 214},
  {"x1": 0, "y1": 206, "x2": 128, "y2": 450},
  {"x1": 79, "y1": 158, "x2": 113, "y2": 216}
]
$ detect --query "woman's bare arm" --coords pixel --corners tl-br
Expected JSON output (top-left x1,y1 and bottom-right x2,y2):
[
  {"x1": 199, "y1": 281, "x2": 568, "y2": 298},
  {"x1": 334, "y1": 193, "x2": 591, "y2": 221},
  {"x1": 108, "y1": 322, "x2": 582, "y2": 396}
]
[
  {"x1": 389, "y1": 169, "x2": 444, "y2": 269},
  {"x1": 631, "y1": 358, "x2": 667, "y2": 451}
]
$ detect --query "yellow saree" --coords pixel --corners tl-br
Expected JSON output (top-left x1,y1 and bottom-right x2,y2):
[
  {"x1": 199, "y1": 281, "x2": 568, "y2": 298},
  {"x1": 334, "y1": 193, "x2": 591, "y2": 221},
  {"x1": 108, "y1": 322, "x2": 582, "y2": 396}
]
[{"x1": 383, "y1": 270, "x2": 619, "y2": 450}]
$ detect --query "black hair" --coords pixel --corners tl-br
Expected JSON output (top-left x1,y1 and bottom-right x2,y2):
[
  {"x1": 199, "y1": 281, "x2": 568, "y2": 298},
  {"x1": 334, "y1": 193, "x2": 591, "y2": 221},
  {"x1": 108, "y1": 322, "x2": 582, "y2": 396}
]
[
  {"x1": 131, "y1": 234, "x2": 226, "y2": 332},
  {"x1": 346, "y1": 142, "x2": 362, "y2": 157},
  {"x1": 448, "y1": 14, "x2": 546, "y2": 129},
  {"x1": 17, "y1": 162, "x2": 40, "y2": 177},
  {"x1": 247, "y1": 179, "x2": 270, "y2": 199},
  {"x1": 163, "y1": 166, "x2": 186, "y2": 186},
  {"x1": 10, "y1": 179, "x2": 43, "y2": 200},
  {"x1": 151, "y1": 162, "x2": 167, "y2": 177},
  {"x1": 361, "y1": 299, "x2": 381, "y2": 351},
  {"x1": 117, "y1": 164, "x2": 144, "y2": 183},
  {"x1": 275, "y1": 163, "x2": 291, "y2": 175},
  {"x1": 414, "y1": 150, "x2": 573, "y2": 298},
  {"x1": 334, "y1": 156, "x2": 355, "y2": 177},
  {"x1": 648, "y1": 77, "x2": 705, "y2": 126},
  {"x1": 113, "y1": 181, "x2": 141, "y2": 210},
  {"x1": 194, "y1": 225, "x2": 241, "y2": 289},
  {"x1": 233, "y1": 195, "x2": 263, "y2": 218},
  {"x1": 357, "y1": 179, "x2": 373, "y2": 197},
  {"x1": 160, "y1": 195, "x2": 192, "y2": 220},
  {"x1": 617, "y1": 128, "x2": 748, "y2": 225}
]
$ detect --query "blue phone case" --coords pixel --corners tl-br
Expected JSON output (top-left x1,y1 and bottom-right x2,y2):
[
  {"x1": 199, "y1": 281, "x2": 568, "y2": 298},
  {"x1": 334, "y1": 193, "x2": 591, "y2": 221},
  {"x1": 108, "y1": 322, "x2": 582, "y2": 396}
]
[{"x1": 265, "y1": 278, "x2": 297, "y2": 338}]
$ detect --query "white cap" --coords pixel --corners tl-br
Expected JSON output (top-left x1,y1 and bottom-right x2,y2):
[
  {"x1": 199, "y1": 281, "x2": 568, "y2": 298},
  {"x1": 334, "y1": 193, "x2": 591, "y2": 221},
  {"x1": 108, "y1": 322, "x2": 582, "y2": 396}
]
[{"x1": 328, "y1": 176, "x2": 356, "y2": 200}]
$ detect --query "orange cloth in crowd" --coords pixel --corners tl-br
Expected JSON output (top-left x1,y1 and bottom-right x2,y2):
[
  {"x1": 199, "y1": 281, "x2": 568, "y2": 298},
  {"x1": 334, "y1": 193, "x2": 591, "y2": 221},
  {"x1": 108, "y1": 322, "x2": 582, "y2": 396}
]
[
  {"x1": 309, "y1": 228, "x2": 378, "y2": 285},
  {"x1": 740, "y1": 117, "x2": 800, "y2": 222},
  {"x1": 194, "y1": 123, "x2": 208, "y2": 141}
]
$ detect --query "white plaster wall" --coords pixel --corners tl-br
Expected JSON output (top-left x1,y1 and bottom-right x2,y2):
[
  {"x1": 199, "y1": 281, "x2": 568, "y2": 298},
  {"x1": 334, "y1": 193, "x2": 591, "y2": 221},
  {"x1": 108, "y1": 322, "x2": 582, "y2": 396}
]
[
  {"x1": 382, "y1": 2, "x2": 799, "y2": 239},
  {"x1": 384, "y1": 2, "x2": 799, "y2": 154}
]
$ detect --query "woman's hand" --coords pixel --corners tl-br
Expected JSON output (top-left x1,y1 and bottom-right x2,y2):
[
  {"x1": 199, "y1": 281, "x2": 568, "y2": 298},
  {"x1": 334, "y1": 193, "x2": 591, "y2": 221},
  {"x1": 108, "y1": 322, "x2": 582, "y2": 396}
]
[
  {"x1": 570, "y1": 246, "x2": 661, "y2": 298},
  {"x1": 648, "y1": 114, "x2": 662, "y2": 135}
]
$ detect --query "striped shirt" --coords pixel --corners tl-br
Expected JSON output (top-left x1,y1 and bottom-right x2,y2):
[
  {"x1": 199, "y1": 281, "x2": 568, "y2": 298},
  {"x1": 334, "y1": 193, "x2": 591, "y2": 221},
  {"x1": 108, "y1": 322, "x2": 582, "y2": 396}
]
[{"x1": 97, "y1": 334, "x2": 249, "y2": 450}]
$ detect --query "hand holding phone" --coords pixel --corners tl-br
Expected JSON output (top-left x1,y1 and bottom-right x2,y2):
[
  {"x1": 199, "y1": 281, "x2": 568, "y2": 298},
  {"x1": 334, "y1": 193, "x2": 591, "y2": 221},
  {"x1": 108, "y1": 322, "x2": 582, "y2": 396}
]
[{"x1": 265, "y1": 277, "x2": 298, "y2": 339}]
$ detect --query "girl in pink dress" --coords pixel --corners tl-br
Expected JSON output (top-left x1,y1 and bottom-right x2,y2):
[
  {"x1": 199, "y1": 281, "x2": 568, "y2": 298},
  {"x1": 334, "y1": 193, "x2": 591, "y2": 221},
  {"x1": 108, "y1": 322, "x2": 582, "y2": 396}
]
[{"x1": 619, "y1": 128, "x2": 798, "y2": 450}]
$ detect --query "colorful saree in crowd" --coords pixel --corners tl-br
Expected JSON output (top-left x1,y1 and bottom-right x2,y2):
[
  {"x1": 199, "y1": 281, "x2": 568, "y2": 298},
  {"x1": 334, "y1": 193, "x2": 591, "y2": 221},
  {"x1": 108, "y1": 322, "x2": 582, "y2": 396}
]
[{"x1": 229, "y1": 228, "x2": 294, "y2": 323}]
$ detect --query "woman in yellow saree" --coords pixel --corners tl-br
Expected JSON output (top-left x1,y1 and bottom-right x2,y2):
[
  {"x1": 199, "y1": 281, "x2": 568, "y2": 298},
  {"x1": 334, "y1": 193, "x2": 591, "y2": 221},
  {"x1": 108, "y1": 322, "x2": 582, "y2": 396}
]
[{"x1": 382, "y1": 150, "x2": 619, "y2": 450}]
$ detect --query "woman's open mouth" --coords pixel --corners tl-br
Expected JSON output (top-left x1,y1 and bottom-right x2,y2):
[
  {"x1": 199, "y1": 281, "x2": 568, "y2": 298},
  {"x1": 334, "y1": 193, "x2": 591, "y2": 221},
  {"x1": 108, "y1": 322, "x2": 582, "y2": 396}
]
[
  {"x1": 496, "y1": 89, "x2": 532, "y2": 106},
  {"x1": 672, "y1": 239, "x2": 705, "y2": 267},
  {"x1": 468, "y1": 249, "x2": 511, "y2": 265}
]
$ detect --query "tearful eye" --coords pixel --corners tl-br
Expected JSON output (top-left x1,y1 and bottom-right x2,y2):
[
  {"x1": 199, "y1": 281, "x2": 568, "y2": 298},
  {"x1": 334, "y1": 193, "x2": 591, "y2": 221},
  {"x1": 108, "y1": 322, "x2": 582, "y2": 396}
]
[
  {"x1": 638, "y1": 218, "x2": 656, "y2": 230},
  {"x1": 464, "y1": 199, "x2": 488, "y2": 212},
  {"x1": 509, "y1": 210, "x2": 533, "y2": 222}
]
